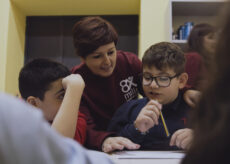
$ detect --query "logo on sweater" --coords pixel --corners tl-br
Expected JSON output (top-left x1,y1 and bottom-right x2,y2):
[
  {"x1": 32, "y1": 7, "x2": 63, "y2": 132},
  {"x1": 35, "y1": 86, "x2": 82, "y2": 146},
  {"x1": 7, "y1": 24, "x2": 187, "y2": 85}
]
[{"x1": 120, "y1": 76, "x2": 138, "y2": 101}]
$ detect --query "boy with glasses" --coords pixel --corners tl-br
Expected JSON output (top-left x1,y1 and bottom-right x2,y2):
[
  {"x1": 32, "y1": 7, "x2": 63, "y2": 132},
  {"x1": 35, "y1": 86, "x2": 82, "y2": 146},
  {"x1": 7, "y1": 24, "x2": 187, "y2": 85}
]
[{"x1": 108, "y1": 42, "x2": 193, "y2": 150}]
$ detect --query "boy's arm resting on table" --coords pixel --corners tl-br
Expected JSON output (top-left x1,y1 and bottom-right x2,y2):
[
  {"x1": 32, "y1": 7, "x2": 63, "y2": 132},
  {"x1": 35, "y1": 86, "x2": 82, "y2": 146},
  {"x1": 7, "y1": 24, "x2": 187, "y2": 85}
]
[
  {"x1": 170, "y1": 128, "x2": 193, "y2": 150},
  {"x1": 52, "y1": 74, "x2": 85, "y2": 139}
]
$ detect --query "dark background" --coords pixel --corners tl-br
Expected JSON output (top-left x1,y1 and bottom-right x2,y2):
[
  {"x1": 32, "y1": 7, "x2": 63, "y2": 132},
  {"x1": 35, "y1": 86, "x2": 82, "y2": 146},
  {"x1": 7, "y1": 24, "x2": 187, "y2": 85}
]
[{"x1": 25, "y1": 15, "x2": 139, "y2": 69}]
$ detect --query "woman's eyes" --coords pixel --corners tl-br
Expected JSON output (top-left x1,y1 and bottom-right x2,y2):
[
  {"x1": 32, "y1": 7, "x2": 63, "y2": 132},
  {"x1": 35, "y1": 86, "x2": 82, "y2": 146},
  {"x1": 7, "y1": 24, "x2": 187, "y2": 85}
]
[
  {"x1": 92, "y1": 55, "x2": 101, "y2": 59},
  {"x1": 93, "y1": 51, "x2": 114, "y2": 59},
  {"x1": 92, "y1": 51, "x2": 114, "y2": 59}
]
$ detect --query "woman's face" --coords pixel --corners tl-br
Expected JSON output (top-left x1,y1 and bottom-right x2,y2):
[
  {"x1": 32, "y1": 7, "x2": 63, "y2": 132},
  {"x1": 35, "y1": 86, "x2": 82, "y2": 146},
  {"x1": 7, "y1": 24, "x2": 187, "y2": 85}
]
[
  {"x1": 82, "y1": 42, "x2": 117, "y2": 77},
  {"x1": 203, "y1": 32, "x2": 217, "y2": 54}
]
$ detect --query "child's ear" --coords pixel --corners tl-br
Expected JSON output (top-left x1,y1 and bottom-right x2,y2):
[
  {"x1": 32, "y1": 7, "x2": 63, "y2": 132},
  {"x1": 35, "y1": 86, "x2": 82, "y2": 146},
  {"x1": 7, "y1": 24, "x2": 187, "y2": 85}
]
[
  {"x1": 178, "y1": 72, "x2": 188, "y2": 89},
  {"x1": 27, "y1": 96, "x2": 39, "y2": 107}
]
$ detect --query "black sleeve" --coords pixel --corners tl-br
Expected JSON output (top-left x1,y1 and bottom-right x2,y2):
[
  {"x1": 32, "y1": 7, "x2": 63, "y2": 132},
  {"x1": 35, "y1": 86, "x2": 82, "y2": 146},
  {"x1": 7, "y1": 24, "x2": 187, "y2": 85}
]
[{"x1": 107, "y1": 100, "x2": 146, "y2": 143}]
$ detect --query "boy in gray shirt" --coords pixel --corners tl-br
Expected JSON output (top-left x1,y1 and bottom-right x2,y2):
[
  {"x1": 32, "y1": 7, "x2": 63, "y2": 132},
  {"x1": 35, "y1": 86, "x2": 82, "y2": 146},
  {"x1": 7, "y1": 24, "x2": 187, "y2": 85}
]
[{"x1": 0, "y1": 93, "x2": 114, "y2": 164}]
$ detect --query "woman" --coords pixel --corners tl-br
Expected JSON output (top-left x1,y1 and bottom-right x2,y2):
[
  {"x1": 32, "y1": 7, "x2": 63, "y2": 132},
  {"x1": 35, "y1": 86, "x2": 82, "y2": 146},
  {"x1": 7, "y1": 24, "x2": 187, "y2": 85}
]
[
  {"x1": 72, "y1": 16, "x2": 141, "y2": 152},
  {"x1": 71, "y1": 16, "x2": 197, "y2": 152},
  {"x1": 185, "y1": 23, "x2": 217, "y2": 89},
  {"x1": 182, "y1": 2, "x2": 230, "y2": 163}
]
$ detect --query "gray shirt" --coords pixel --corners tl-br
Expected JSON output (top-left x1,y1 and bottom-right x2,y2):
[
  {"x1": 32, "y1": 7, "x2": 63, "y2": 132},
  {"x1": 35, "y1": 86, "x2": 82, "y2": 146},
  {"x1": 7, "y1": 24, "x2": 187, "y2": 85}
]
[{"x1": 0, "y1": 93, "x2": 114, "y2": 164}]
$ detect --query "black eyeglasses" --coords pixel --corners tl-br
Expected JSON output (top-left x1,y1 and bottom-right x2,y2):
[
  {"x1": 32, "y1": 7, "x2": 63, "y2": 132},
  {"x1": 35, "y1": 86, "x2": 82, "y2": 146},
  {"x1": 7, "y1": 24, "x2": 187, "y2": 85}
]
[{"x1": 141, "y1": 72, "x2": 180, "y2": 87}]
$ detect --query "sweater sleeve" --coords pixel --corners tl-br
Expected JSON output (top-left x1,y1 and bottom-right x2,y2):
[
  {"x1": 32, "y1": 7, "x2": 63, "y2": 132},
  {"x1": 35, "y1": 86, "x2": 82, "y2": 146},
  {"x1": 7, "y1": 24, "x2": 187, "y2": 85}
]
[
  {"x1": 185, "y1": 52, "x2": 203, "y2": 89},
  {"x1": 107, "y1": 100, "x2": 146, "y2": 144},
  {"x1": 74, "y1": 112, "x2": 87, "y2": 145},
  {"x1": 80, "y1": 105, "x2": 116, "y2": 150}
]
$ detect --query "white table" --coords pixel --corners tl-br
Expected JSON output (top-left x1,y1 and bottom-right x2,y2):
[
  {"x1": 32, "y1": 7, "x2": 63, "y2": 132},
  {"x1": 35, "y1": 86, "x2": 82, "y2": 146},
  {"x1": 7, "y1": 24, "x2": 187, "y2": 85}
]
[
  {"x1": 111, "y1": 158, "x2": 181, "y2": 164},
  {"x1": 109, "y1": 151, "x2": 184, "y2": 164}
]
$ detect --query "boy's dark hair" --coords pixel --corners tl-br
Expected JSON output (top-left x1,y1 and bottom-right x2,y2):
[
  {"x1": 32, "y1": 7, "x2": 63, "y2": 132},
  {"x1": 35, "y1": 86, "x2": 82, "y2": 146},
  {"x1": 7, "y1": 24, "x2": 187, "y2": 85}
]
[
  {"x1": 19, "y1": 58, "x2": 70, "y2": 100},
  {"x1": 142, "y1": 42, "x2": 185, "y2": 74},
  {"x1": 187, "y1": 23, "x2": 216, "y2": 53},
  {"x1": 72, "y1": 16, "x2": 118, "y2": 58}
]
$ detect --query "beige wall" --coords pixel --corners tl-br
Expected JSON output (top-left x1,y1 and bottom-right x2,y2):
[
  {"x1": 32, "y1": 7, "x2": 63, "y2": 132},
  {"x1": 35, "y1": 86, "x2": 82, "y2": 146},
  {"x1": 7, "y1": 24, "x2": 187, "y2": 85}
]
[
  {"x1": 5, "y1": 3, "x2": 25, "y2": 95},
  {"x1": 139, "y1": 0, "x2": 170, "y2": 59},
  {"x1": 11, "y1": 0, "x2": 140, "y2": 15},
  {"x1": 0, "y1": 1, "x2": 25, "y2": 95},
  {"x1": 0, "y1": 0, "x2": 10, "y2": 92}
]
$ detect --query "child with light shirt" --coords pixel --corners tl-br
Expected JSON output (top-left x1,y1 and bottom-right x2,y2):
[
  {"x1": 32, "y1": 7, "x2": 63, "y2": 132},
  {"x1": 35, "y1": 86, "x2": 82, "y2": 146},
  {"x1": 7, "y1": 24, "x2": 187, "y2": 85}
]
[
  {"x1": 108, "y1": 42, "x2": 193, "y2": 150},
  {"x1": 0, "y1": 93, "x2": 114, "y2": 164}
]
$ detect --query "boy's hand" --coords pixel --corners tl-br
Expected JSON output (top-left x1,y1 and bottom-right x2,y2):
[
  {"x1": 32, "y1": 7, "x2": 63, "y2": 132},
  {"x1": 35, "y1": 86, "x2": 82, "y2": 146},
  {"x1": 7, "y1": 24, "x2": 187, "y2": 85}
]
[
  {"x1": 134, "y1": 100, "x2": 162, "y2": 133},
  {"x1": 170, "y1": 128, "x2": 193, "y2": 150},
  {"x1": 184, "y1": 90, "x2": 201, "y2": 108},
  {"x1": 102, "y1": 137, "x2": 140, "y2": 153},
  {"x1": 62, "y1": 74, "x2": 85, "y2": 91}
]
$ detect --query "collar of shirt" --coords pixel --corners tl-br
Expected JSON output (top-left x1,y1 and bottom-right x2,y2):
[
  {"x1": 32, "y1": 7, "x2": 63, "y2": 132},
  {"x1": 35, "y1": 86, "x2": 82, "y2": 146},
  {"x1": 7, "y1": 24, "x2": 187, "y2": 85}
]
[{"x1": 162, "y1": 90, "x2": 183, "y2": 113}]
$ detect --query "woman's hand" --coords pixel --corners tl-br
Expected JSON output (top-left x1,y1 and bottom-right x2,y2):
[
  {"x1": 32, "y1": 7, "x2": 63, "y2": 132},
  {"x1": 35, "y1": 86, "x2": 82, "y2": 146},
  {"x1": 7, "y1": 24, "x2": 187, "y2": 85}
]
[
  {"x1": 184, "y1": 90, "x2": 201, "y2": 108},
  {"x1": 102, "y1": 137, "x2": 140, "y2": 153}
]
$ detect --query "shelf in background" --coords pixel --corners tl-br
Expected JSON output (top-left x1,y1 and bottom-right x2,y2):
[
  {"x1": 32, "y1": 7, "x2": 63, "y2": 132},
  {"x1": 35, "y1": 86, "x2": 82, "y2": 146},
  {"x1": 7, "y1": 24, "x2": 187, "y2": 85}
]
[
  {"x1": 169, "y1": 0, "x2": 226, "y2": 51},
  {"x1": 171, "y1": 0, "x2": 226, "y2": 16},
  {"x1": 171, "y1": 40, "x2": 187, "y2": 44}
]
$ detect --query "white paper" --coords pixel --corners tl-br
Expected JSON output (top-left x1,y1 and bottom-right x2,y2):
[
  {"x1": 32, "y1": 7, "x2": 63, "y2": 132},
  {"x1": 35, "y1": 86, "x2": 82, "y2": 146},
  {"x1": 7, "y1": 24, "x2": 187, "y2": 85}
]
[{"x1": 111, "y1": 151, "x2": 185, "y2": 159}]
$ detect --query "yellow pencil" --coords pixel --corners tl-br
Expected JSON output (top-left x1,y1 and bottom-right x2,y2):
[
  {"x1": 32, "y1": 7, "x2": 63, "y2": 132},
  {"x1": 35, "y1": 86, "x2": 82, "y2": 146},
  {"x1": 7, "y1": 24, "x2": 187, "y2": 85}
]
[
  {"x1": 160, "y1": 111, "x2": 170, "y2": 137},
  {"x1": 154, "y1": 99, "x2": 170, "y2": 137}
]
